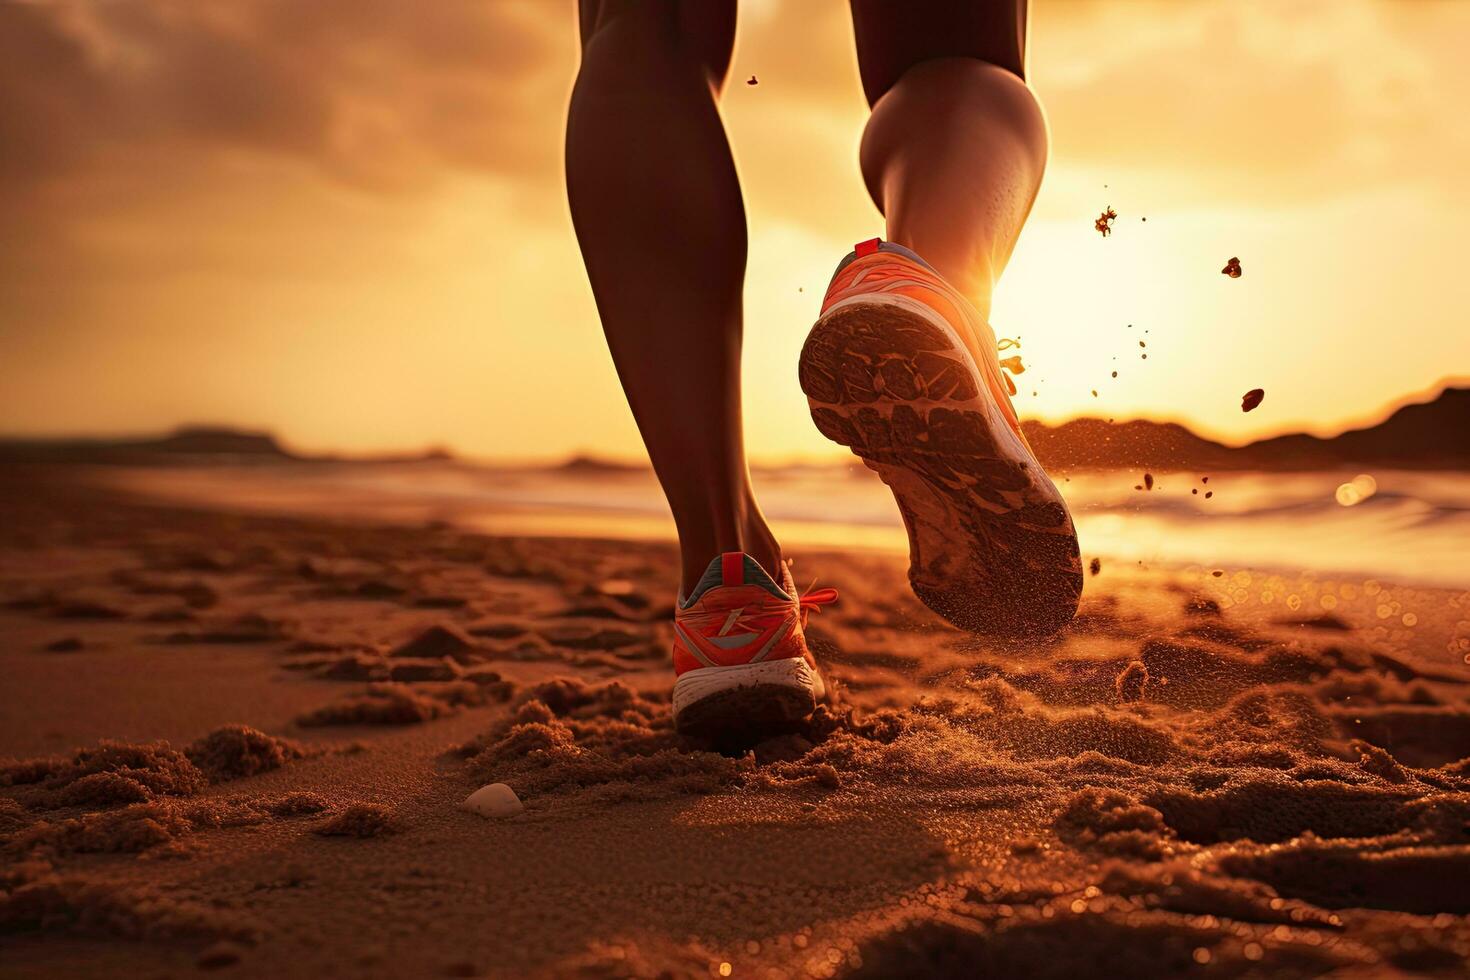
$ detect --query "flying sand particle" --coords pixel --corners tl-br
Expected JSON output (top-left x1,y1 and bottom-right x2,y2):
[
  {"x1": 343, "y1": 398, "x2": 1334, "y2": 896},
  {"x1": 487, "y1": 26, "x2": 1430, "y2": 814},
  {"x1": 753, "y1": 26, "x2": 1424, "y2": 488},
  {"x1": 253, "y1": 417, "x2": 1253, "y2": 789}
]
[
  {"x1": 746, "y1": 75, "x2": 758, "y2": 86},
  {"x1": 1089, "y1": 558, "x2": 1101, "y2": 576},
  {"x1": 1222, "y1": 256, "x2": 1242, "y2": 278},
  {"x1": 1094, "y1": 207, "x2": 1117, "y2": 237},
  {"x1": 1144, "y1": 473, "x2": 1154, "y2": 491},
  {"x1": 1241, "y1": 388, "x2": 1265, "y2": 412},
  {"x1": 1114, "y1": 660, "x2": 1149, "y2": 702}
]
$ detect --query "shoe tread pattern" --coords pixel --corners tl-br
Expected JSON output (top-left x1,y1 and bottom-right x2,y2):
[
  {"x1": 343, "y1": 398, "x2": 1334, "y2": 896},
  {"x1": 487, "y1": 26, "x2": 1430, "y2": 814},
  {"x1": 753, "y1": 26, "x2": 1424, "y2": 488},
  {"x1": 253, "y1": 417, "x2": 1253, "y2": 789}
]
[{"x1": 799, "y1": 302, "x2": 1082, "y2": 638}]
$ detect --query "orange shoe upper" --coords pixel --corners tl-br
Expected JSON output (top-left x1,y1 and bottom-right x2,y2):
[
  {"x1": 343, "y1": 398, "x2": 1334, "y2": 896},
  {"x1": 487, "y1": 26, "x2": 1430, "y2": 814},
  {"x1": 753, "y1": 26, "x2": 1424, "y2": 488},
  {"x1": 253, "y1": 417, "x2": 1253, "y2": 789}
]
[
  {"x1": 672, "y1": 552, "x2": 836, "y2": 676},
  {"x1": 822, "y1": 238, "x2": 1025, "y2": 442}
]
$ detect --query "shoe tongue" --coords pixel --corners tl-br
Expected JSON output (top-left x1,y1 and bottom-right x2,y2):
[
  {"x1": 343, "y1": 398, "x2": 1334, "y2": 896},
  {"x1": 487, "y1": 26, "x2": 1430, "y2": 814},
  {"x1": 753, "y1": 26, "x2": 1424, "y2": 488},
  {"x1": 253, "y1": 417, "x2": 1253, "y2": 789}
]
[{"x1": 682, "y1": 552, "x2": 790, "y2": 606}]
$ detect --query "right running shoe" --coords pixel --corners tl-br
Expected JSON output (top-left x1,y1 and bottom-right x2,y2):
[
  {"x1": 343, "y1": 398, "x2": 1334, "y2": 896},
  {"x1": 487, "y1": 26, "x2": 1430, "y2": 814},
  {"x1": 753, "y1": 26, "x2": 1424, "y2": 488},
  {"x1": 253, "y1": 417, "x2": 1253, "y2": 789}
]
[
  {"x1": 798, "y1": 238, "x2": 1082, "y2": 638},
  {"x1": 670, "y1": 552, "x2": 837, "y2": 740}
]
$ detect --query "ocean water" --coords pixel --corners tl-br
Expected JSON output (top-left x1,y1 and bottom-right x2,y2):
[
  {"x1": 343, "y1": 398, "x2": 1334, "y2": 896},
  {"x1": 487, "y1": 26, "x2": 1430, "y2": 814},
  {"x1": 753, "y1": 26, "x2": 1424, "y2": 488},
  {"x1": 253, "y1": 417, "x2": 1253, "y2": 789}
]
[{"x1": 100, "y1": 461, "x2": 1470, "y2": 590}]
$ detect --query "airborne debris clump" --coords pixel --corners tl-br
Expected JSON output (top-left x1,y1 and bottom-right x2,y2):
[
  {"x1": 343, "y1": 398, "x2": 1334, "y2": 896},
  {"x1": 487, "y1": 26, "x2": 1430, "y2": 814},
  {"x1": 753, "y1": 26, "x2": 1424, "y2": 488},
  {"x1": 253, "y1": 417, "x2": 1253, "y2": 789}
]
[
  {"x1": 1115, "y1": 661, "x2": 1150, "y2": 702},
  {"x1": 1095, "y1": 206, "x2": 1118, "y2": 237},
  {"x1": 1222, "y1": 256, "x2": 1243, "y2": 278},
  {"x1": 1241, "y1": 388, "x2": 1265, "y2": 412}
]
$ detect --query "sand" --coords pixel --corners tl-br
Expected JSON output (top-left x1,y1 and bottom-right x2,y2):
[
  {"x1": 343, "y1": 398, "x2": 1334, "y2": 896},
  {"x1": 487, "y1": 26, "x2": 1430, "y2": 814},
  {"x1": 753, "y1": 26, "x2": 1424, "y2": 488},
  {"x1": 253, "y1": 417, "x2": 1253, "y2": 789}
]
[{"x1": 1, "y1": 465, "x2": 1468, "y2": 978}]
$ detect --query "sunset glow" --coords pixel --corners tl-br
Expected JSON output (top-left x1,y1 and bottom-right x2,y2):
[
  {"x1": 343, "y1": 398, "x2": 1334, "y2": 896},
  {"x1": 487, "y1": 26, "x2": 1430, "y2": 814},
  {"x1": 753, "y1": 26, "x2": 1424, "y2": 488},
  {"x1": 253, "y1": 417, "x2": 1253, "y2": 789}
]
[{"x1": 2, "y1": 0, "x2": 1467, "y2": 460}]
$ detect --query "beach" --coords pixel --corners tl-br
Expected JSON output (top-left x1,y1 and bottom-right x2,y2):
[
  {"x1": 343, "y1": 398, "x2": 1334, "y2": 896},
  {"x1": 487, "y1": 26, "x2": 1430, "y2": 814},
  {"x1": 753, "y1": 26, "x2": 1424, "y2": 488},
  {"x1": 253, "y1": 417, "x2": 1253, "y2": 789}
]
[{"x1": 2, "y1": 462, "x2": 1469, "y2": 978}]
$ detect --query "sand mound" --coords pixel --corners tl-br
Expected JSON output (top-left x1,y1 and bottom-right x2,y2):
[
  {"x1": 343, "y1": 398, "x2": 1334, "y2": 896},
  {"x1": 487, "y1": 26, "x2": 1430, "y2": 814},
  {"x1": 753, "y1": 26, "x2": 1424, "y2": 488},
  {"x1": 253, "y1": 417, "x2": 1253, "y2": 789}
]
[
  {"x1": 388, "y1": 624, "x2": 481, "y2": 663},
  {"x1": 4, "y1": 471, "x2": 1469, "y2": 976},
  {"x1": 315, "y1": 803, "x2": 398, "y2": 838},
  {"x1": 844, "y1": 904, "x2": 1357, "y2": 979},
  {"x1": 163, "y1": 612, "x2": 286, "y2": 644},
  {"x1": 297, "y1": 684, "x2": 456, "y2": 726},
  {"x1": 298, "y1": 680, "x2": 513, "y2": 727},
  {"x1": 1220, "y1": 839, "x2": 1470, "y2": 915},
  {"x1": 1054, "y1": 788, "x2": 1175, "y2": 860},
  {"x1": 3, "y1": 727, "x2": 308, "y2": 812},
  {"x1": 387, "y1": 657, "x2": 463, "y2": 682},
  {"x1": 185, "y1": 726, "x2": 306, "y2": 782},
  {"x1": 317, "y1": 653, "x2": 390, "y2": 681},
  {"x1": 537, "y1": 625, "x2": 645, "y2": 651},
  {"x1": 0, "y1": 874, "x2": 260, "y2": 944},
  {"x1": 13, "y1": 792, "x2": 336, "y2": 857},
  {"x1": 2, "y1": 740, "x2": 207, "y2": 808},
  {"x1": 259, "y1": 792, "x2": 331, "y2": 816},
  {"x1": 0, "y1": 799, "x2": 30, "y2": 840},
  {"x1": 15, "y1": 801, "x2": 197, "y2": 855},
  {"x1": 463, "y1": 679, "x2": 749, "y2": 801}
]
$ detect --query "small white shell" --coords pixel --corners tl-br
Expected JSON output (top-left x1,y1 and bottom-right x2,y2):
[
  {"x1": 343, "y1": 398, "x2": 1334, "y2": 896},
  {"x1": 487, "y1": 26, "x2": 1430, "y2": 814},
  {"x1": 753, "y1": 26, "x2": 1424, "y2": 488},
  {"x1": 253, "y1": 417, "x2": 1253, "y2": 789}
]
[{"x1": 459, "y1": 782, "x2": 523, "y2": 818}]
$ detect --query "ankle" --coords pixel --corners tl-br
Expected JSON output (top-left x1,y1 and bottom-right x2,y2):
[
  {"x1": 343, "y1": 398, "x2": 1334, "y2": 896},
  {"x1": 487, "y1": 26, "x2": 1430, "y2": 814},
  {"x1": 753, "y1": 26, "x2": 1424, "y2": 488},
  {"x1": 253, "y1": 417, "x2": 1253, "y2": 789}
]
[
  {"x1": 741, "y1": 519, "x2": 784, "y2": 584},
  {"x1": 676, "y1": 519, "x2": 783, "y2": 596},
  {"x1": 885, "y1": 229, "x2": 994, "y2": 317}
]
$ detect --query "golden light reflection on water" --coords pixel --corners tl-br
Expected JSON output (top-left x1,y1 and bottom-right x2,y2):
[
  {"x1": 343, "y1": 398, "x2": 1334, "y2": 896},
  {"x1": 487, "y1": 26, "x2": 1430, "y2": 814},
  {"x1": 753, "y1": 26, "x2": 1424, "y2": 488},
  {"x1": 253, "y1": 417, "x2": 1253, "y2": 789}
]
[
  {"x1": 1335, "y1": 474, "x2": 1379, "y2": 507},
  {"x1": 93, "y1": 464, "x2": 1470, "y2": 593}
]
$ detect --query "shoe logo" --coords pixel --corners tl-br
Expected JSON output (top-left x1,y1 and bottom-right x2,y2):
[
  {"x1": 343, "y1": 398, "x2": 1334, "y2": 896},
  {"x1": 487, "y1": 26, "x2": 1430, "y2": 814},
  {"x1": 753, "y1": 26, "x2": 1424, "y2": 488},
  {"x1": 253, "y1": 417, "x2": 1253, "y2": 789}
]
[
  {"x1": 707, "y1": 607, "x2": 754, "y2": 648},
  {"x1": 674, "y1": 612, "x2": 796, "y2": 668}
]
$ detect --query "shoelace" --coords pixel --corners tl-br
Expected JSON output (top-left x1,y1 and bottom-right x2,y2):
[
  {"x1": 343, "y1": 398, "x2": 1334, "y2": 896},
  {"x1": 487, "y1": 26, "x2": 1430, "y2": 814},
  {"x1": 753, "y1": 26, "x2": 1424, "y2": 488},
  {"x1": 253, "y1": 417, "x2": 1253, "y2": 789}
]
[
  {"x1": 997, "y1": 339, "x2": 1024, "y2": 396},
  {"x1": 798, "y1": 586, "x2": 839, "y2": 625}
]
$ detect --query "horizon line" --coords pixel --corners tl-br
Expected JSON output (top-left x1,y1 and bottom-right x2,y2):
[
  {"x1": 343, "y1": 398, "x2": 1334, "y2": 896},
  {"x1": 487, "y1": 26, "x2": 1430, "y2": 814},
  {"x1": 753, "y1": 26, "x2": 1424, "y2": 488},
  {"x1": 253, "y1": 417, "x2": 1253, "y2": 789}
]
[{"x1": 1, "y1": 375, "x2": 1463, "y2": 469}]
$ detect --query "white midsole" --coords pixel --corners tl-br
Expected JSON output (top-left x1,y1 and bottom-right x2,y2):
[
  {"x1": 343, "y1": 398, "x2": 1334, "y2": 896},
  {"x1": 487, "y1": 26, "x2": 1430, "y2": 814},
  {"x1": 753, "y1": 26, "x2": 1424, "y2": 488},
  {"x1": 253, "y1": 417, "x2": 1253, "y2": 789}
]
[{"x1": 672, "y1": 657, "x2": 824, "y2": 718}]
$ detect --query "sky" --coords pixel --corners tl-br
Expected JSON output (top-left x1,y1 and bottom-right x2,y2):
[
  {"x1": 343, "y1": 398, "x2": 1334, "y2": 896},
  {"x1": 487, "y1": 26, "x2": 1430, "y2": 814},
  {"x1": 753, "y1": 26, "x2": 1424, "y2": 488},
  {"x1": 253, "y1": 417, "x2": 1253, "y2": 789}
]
[{"x1": 2, "y1": 0, "x2": 1467, "y2": 461}]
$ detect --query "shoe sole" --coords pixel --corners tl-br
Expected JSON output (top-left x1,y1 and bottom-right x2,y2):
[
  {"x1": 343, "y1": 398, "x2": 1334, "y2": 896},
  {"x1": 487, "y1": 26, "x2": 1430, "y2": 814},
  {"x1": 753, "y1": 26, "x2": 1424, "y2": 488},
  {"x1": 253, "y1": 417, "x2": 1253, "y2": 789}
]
[
  {"x1": 672, "y1": 658, "x2": 823, "y2": 741},
  {"x1": 799, "y1": 295, "x2": 1082, "y2": 638}
]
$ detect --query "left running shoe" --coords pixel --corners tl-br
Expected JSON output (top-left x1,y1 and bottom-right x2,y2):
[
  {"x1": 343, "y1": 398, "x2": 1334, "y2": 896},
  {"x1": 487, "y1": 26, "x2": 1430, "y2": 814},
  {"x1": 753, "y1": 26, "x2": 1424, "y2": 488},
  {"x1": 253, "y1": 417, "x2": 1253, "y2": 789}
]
[
  {"x1": 799, "y1": 238, "x2": 1082, "y2": 638},
  {"x1": 671, "y1": 552, "x2": 836, "y2": 739}
]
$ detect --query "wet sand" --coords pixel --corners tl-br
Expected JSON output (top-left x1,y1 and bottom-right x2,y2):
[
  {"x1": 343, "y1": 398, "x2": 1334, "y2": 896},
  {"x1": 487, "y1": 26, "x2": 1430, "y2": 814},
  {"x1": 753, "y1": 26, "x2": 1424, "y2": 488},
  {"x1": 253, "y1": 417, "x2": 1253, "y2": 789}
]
[{"x1": 2, "y1": 465, "x2": 1468, "y2": 978}]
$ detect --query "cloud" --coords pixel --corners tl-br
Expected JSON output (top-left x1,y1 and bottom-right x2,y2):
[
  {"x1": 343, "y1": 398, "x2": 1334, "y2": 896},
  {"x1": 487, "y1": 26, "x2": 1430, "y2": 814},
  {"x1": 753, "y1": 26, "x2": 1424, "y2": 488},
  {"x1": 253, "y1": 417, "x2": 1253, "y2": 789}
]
[
  {"x1": 3, "y1": 0, "x2": 1468, "y2": 457},
  {"x1": 6, "y1": 0, "x2": 1467, "y2": 223},
  {"x1": 0, "y1": 0, "x2": 571, "y2": 196},
  {"x1": 1033, "y1": 0, "x2": 1470, "y2": 206}
]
